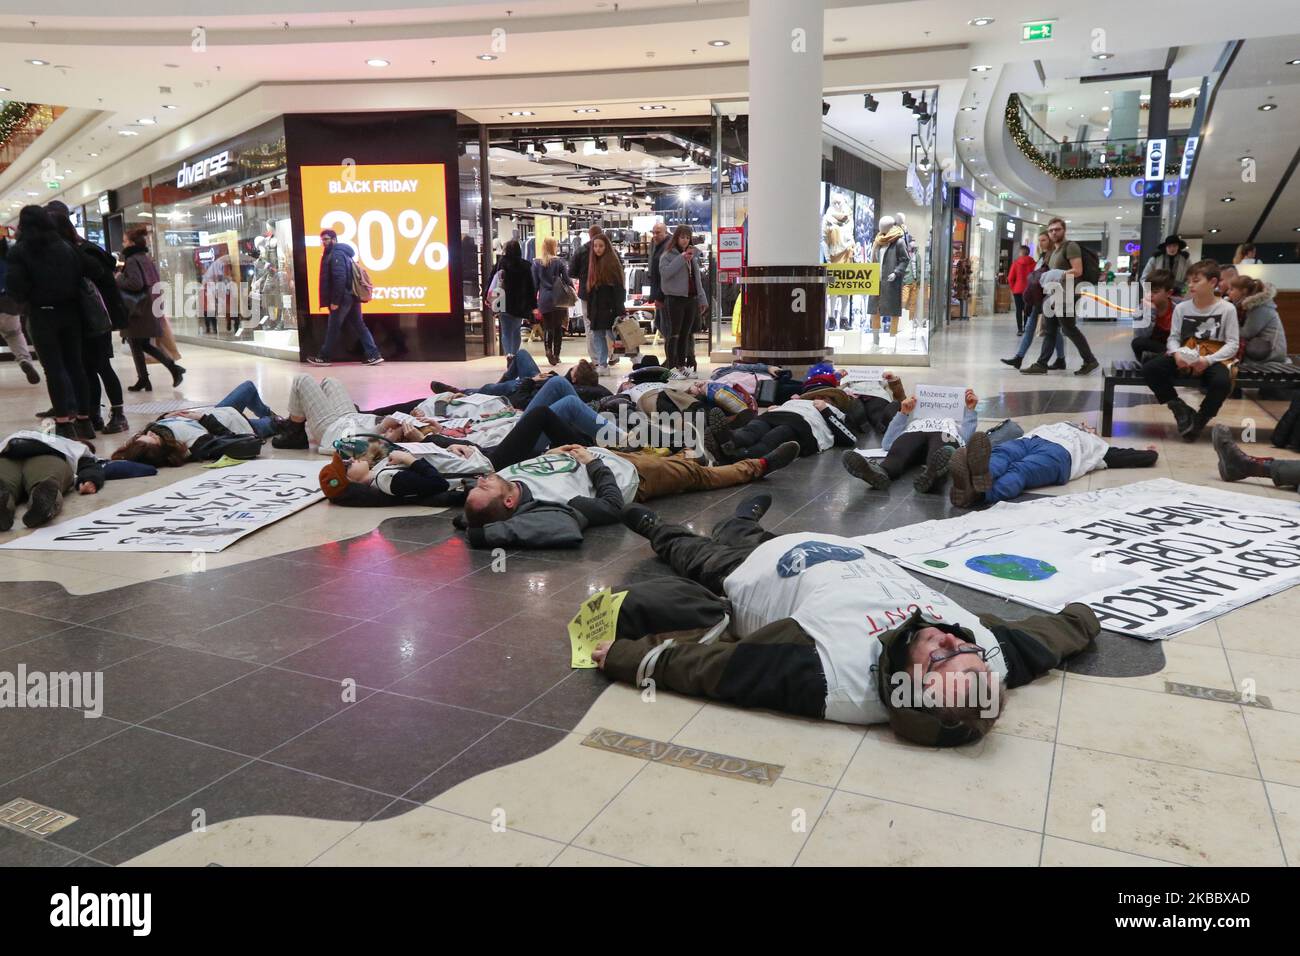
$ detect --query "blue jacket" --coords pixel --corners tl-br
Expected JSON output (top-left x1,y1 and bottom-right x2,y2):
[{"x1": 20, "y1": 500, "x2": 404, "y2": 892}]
[{"x1": 320, "y1": 243, "x2": 356, "y2": 308}]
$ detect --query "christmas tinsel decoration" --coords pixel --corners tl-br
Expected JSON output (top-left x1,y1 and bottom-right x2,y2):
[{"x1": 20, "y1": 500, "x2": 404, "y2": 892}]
[
  {"x1": 0, "y1": 100, "x2": 36, "y2": 151},
  {"x1": 1005, "y1": 94, "x2": 1142, "y2": 181}
]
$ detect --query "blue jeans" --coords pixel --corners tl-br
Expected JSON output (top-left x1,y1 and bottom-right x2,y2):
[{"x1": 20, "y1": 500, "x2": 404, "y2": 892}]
[
  {"x1": 547, "y1": 394, "x2": 625, "y2": 444},
  {"x1": 217, "y1": 380, "x2": 277, "y2": 438},
  {"x1": 498, "y1": 314, "x2": 524, "y2": 357},
  {"x1": 587, "y1": 329, "x2": 611, "y2": 366},
  {"x1": 320, "y1": 294, "x2": 380, "y2": 362},
  {"x1": 986, "y1": 436, "x2": 1072, "y2": 503},
  {"x1": 1014, "y1": 304, "x2": 1064, "y2": 362},
  {"x1": 464, "y1": 349, "x2": 542, "y2": 397}
]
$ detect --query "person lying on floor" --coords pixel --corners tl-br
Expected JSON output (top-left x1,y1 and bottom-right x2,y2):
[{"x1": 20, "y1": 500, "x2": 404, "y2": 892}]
[
  {"x1": 458, "y1": 439, "x2": 800, "y2": 549},
  {"x1": 0, "y1": 429, "x2": 105, "y2": 530},
  {"x1": 411, "y1": 403, "x2": 617, "y2": 472},
  {"x1": 428, "y1": 350, "x2": 611, "y2": 410},
  {"x1": 947, "y1": 422, "x2": 1159, "y2": 508},
  {"x1": 589, "y1": 496, "x2": 1099, "y2": 745},
  {"x1": 704, "y1": 394, "x2": 860, "y2": 465},
  {"x1": 320, "y1": 447, "x2": 454, "y2": 504},
  {"x1": 1213, "y1": 424, "x2": 1300, "y2": 493},
  {"x1": 842, "y1": 389, "x2": 979, "y2": 493}
]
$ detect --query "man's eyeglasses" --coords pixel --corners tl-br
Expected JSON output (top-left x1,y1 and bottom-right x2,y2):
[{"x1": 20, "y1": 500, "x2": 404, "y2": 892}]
[{"x1": 929, "y1": 644, "x2": 988, "y2": 667}]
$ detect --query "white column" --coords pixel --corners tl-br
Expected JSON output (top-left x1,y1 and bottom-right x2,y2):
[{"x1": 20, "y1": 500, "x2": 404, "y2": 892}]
[{"x1": 747, "y1": 0, "x2": 824, "y2": 267}]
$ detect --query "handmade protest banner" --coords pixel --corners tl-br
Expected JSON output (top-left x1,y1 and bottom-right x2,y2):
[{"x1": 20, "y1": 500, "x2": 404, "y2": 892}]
[
  {"x1": 1, "y1": 460, "x2": 322, "y2": 553},
  {"x1": 913, "y1": 384, "x2": 967, "y2": 420},
  {"x1": 855, "y1": 478, "x2": 1300, "y2": 640}
]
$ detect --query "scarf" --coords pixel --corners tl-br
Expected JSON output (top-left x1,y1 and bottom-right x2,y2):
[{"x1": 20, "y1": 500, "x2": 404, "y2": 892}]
[{"x1": 874, "y1": 225, "x2": 905, "y2": 249}]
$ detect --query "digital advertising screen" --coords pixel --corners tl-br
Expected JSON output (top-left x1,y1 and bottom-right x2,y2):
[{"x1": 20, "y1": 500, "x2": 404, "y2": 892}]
[{"x1": 298, "y1": 162, "x2": 451, "y2": 315}]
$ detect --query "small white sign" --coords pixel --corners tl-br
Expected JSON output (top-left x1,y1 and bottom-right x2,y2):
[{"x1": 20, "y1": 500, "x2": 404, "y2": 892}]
[
  {"x1": 1180, "y1": 136, "x2": 1199, "y2": 181},
  {"x1": 1145, "y1": 138, "x2": 1168, "y2": 182}
]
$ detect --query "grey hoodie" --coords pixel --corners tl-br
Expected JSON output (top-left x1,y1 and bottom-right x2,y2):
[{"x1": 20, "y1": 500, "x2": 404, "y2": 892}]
[{"x1": 1240, "y1": 283, "x2": 1288, "y2": 363}]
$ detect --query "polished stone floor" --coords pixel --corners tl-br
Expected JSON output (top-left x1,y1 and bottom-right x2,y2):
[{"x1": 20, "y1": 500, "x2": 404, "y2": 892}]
[{"x1": 0, "y1": 317, "x2": 1297, "y2": 867}]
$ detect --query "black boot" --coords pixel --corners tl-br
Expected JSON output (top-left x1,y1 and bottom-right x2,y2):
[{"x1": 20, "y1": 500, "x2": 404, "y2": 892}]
[
  {"x1": 1273, "y1": 398, "x2": 1300, "y2": 449},
  {"x1": 53, "y1": 420, "x2": 76, "y2": 440},
  {"x1": 0, "y1": 487, "x2": 14, "y2": 532},
  {"x1": 1166, "y1": 399, "x2": 1196, "y2": 438},
  {"x1": 127, "y1": 378, "x2": 152, "y2": 392},
  {"x1": 1213, "y1": 425, "x2": 1272, "y2": 482},
  {"x1": 102, "y1": 407, "x2": 129, "y2": 434},
  {"x1": 22, "y1": 478, "x2": 63, "y2": 528},
  {"x1": 733, "y1": 493, "x2": 772, "y2": 522},
  {"x1": 90, "y1": 413, "x2": 105, "y2": 432},
  {"x1": 913, "y1": 444, "x2": 955, "y2": 493},
  {"x1": 1000, "y1": 356, "x2": 1022, "y2": 369},
  {"x1": 621, "y1": 504, "x2": 659, "y2": 537},
  {"x1": 842, "y1": 451, "x2": 892, "y2": 489},
  {"x1": 72, "y1": 418, "x2": 96, "y2": 441},
  {"x1": 271, "y1": 420, "x2": 309, "y2": 449},
  {"x1": 1185, "y1": 408, "x2": 1212, "y2": 443},
  {"x1": 170, "y1": 364, "x2": 186, "y2": 388}
]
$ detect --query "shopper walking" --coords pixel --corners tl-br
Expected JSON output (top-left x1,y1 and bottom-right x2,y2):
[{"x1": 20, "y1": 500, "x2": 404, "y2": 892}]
[
  {"x1": 646, "y1": 221, "x2": 670, "y2": 339},
  {"x1": 532, "y1": 236, "x2": 572, "y2": 366},
  {"x1": 1001, "y1": 232, "x2": 1065, "y2": 369},
  {"x1": 658, "y1": 225, "x2": 708, "y2": 373},
  {"x1": 46, "y1": 202, "x2": 129, "y2": 434},
  {"x1": 1006, "y1": 243, "x2": 1035, "y2": 335},
  {"x1": 4, "y1": 205, "x2": 95, "y2": 439},
  {"x1": 117, "y1": 227, "x2": 185, "y2": 392},
  {"x1": 0, "y1": 238, "x2": 40, "y2": 386},
  {"x1": 307, "y1": 228, "x2": 383, "y2": 366},
  {"x1": 579, "y1": 230, "x2": 626, "y2": 374},
  {"x1": 1021, "y1": 217, "x2": 1100, "y2": 376},
  {"x1": 490, "y1": 239, "x2": 535, "y2": 360}
]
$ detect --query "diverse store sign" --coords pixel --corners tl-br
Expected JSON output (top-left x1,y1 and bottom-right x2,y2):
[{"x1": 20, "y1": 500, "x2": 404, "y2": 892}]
[
  {"x1": 1144, "y1": 138, "x2": 1167, "y2": 182},
  {"x1": 299, "y1": 162, "x2": 452, "y2": 314},
  {"x1": 176, "y1": 149, "x2": 233, "y2": 188}
]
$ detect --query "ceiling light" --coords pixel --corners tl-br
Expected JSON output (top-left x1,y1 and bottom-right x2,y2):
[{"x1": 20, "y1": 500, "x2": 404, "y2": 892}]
[
  {"x1": 960, "y1": 136, "x2": 974, "y2": 142},
  {"x1": 0, "y1": 87, "x2": 9, "y2": 93},
  {"x1": 971, "y1": 65, "x2": 992, "y2": 72},
  {"x1": 507, "y1": 110, "x2": 534, "y2": 116},
  {"x1": 1209, "y1": 228, "x2": 1220, "y2": 234},
  {"x1": 1102, "y1": 106, "x2": 1110, "y2": 111},
  {"x1": 1220, "y1": 196, "x2": 1236, "y2": 203},
  {"x1": 477, "y1": 54, "x2": 497, "y2": 61},
  {"x1": 708, "y1": 39, "x2": 730, "y2": 47},
  {"x1": 161, "y1": 104, "x2": 178, "y2": 110},
  {"x1": 137, "y1": 117, "x2": 156, "y2": 125},
  {"x1": 118, "y1": 129, "x2": 139, "y2": 136},
  {"x1": 1259, "y1": 103, "x2": 1277, "y2": 111},
  {"x1": 88, "y1": 152, "x2": 98, "y2": 157},
  {"x1": 1288, "y1": 59, "x2": 1300, "y2": 66},
  {"x1": 573, "y1": 107, "x2": 599, "y2": 114},
  {"x1": 832, "y1": 36, "x2": 847, "y2": 43},
  {"x1": 968, "y1": 17, "x2": 995, "y2": 26},
  {"x1": 1093, "y1": 53, "x2": 1114, "y2": 60},
  {"x1": 25, "y1": 191, "x2": 38, "y2": 196},
  {"x1": 26, "y1": 59, "x2": 48, "y2": 66},
  {"x1": 960, "y1": 106, "x2": 976, "y2": 112},
  {"x1": 366, "y1": 58, "x2": 390, "y2": 67},
  {"x1": 640, "y1": 104, "x2": 667, "y2": 111}
]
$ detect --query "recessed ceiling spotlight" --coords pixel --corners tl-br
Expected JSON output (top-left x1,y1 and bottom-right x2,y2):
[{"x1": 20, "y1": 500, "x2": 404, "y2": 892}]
[
  {"x1": 25, "y1": 191, "x2": 39, "y2": 196},
  {"x1": 161, "y1": 104, "x2": 178, "y2": 110},
  {"x1": 1288, "y1": 59, "x2": 1300, "y2": 66},
  {"x1": 118, "y1": 129, "x2": 139, "y2": 136},
  {"x1": 1093, "y1": 53, "x2": 1114, "y2": 60},
  {"x1": 88, "y1": 152, "x2": 98, "y2": 157},
  {"x1": 1209, "y1": 228, "x2": 1220, "y2": 233},
  {"x1": 968, "y1": 17, "x2": 995, "y2": 26},
  {"x1": 1259, "y1": 102, "x2": 1277, "y2": 111},
  {"x1": 960, "y1": 106, "x2": 976, "y2": 112},
  {"x1": 137, "y1": 117, "x2": 157, "y2": 125},
  {"x1": 708, "y1": 39, "x2": 730, "y2": 47},
  {"x1": 1102, "y1": 106, "x2": 1110, "y2": 111},
  {"x1": 960, "y1": 136, "x2": 974, "y2": 142},
  {"x1": 26, "y1": 59, "x2": 48, "y2": 66},
  {"x1": 507, "y1": 110, "x2": 534, "y2": 116},
  {"x1": 971, "y1": 65, "x2": 992, "y2": 72},
  {"x1": 573, "y1": 107, "x2": 599, "y2": 114},
  {"x1": 0, "y1": 87, "x2": 9, "y2": 93},
  {"x1": 1220, "y1": 196, "x2": 1236, "y2": 203},
  {"x1": 477, "y1": 54, "x2": 497, "y2": 61},
  {"x1": 640, "y1": 104, "x2": 667, "y2": 111},
  {"x1": 366, "y1": 58, "x2": 390, "y2": 68}
]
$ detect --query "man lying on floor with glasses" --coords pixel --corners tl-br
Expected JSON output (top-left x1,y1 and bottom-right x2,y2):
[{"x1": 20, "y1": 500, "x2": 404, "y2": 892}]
[{"x1": 586, "y1": 495, "x2": 1098, "y2": 746}]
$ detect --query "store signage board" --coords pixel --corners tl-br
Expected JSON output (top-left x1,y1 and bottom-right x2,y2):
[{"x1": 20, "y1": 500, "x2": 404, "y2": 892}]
[
  {"x1": 826, "y1": 262, "x2": 880, "y2": 296},
  {"x1": 299, "y1": 163, "x2": 452, "y2": 315},
  {"x1": 729, "y1": 164, "x2": 749, "y2": 194},
  {"x1": 717, "y1": 226, "x2": 744, "y2": 272},
  {"x1": 1180, "y1": 136, "x2": 1199, "y2": 180},
  {"x1": 1021, "y1": 20, "x2": 1056, "y2": 42},
  {"x1": 1144, "y1": 138, "x2": 1167, "y2": 182},
  {"x1": 955, "y1": 188, "x2": 975, "y2": 217},
  {"x1": 176, "y1": 149, "x2": 232, "y2": 189}
]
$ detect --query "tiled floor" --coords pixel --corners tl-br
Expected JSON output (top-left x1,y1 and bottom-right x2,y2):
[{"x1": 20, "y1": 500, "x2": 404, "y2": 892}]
[{"x1": 0, "y1": 318, "x2": 1296, "y2": 866}]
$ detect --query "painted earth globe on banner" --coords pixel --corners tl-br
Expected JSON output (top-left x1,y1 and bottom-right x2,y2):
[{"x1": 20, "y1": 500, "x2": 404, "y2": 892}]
[{"x1": 964, "y1": 553, "x2": 1058, "y2": 582}]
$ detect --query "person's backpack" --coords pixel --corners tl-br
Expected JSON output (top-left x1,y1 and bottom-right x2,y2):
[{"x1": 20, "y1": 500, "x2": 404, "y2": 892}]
[
  {"x1": 350, "y1": 258, "x2": 374, "y2": 303},
  {"x1": 1077, "y1": 245, "x2": 1102, "y2": 286}
]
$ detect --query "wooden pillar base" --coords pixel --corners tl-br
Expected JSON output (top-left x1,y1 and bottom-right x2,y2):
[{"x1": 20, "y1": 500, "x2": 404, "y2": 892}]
[{"x1": 734, "y1": 265, "x2": 830, "y2": 372}]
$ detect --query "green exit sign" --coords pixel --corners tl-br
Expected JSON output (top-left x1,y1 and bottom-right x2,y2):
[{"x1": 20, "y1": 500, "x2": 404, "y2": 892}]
[
  {"x1": 46, "y1": 182, "x2": 59, "y2": 190},
  {"x1": 1021, "y1": 20, "x2": 1055, "y2": 42}
]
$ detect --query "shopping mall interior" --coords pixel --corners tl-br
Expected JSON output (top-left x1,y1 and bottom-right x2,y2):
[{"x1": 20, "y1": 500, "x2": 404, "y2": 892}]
[{"x1": 0, "y1": 0, "x2": 1298, "y2": 894}]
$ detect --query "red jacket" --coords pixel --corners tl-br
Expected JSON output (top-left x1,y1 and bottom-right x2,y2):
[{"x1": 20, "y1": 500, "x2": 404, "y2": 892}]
[{"x1": 1007, "y1": 254, "x2": 1036, "y2": 294}]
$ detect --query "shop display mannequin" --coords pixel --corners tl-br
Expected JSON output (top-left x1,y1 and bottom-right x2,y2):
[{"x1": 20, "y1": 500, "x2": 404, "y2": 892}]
[
  {"x1": 822, "y1": 194, "x2": 855, "y2": 331},
  {"x1": 868, "y1": 215, "x2": 909, "y2": 346},
  {"x1": 895, "y1": 212, "x2": 919, "y2": 336}
]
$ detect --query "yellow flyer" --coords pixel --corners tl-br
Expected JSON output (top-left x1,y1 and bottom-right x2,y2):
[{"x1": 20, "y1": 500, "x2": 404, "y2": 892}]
[{"x1": 568, "y1": 588, "x2": 629, "y2": 669}]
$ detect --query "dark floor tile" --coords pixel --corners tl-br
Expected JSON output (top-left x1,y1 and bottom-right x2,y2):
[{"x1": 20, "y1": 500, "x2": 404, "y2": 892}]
[
  {"x1": 87, "y1": 590, "x2": 267, "y2": 642},
  {"x1": 275, "y1": 621, "x2": 472, "y2": 687},
  {"x1": 267, "y1": 692, "x2": 502, "y2": 797},
  {"x1": 378, "y1": 536, "x2": 502, "y2": 583},
  {"x1": 0, "y1": 611, "x2": 73, "y2": 651},
  {"x1": 176, "y1": 557, "x2": 347, "y2": 604},
  {"x1": 0, "y1": 710, "x2": 129, "y2": 788},
  {"x1": 277, "y1": 529, "x2": 424, "y2": 572},
  {"x1": 375, "y1": 514, "x2": 459, "y2": 545},
  {"x1": 404, "y1": 719, "x2": 568, "y2": 804},
  {"x1": 514, "y1": 669, "x2": 614, "y2": 732},
  {"x1": 8, "y1": 580, "x2": 181, "y2": 627},
  {"x1": 388, "y1": 640, "x2": 574, "y2": 717},
  {"x1": 1067, "y1": 628, "x2": 1166, "y2": 678},
  {"x1": 0, "y1": 726, "x2": 246, "y2": 854},
  {"x1": 455, "y1": 552, "x2": 590, "y2": 596},
  {"x1": 372, "y1": 584, "x2": 526, "y2": 640},
  {"x1": 98, "y1": 646, "x2": 260, "y2": 724},
  {"x1": 92, "y1": 760, "x2": 393, "y2": 866},
  {"x1": 278, "y1": 570, "x2": 437, "y2": 618},
  {"x1": 64, "y1": 855, "x2": 110, "y2": 866},
  {"x1": 0, "y1": 577, "x2": 65, "y2": 612},
  {"x1": 144, "y1": 667, "x2": 371, "y2": 757},
  {"x1": 478, "y1": 595, "x2": 589, "y2": 657},
  {"x1": 0, "y1": 825, "x2": 81, "y2": 866},
  {"x1": 171, "y1": 604, "x2": 360, "y2": 664},
  {"x1": 0, "y1": 626, "x2": 159, "y2": 675},
  {"x1": 157, "y1": 556, "x2": 283, "y2": 593}
]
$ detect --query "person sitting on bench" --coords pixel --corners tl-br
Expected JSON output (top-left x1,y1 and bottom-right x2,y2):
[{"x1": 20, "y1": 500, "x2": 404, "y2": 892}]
[
  {"x1": 1212, "y1": 424, "x2": 1300, "y2": 493},
  {"x1": 1141, "y1": 259, "x2": 1240, "y2": 442},
  {"x1": 948, "y1": 422, "x2": 1158, "y2": 508},
  {"x1": 1131, "y1": 269, "x2": 1176, "y2": 362},
  {"x1": 842, "y1": 389, "x2": 979, "y2": 493},
  {"x1": 591, "y1": 496, "x2": 1098, "y2": 745},
  {"x1": 459, "y1": 440, "x2": 800, "y2": 549}
]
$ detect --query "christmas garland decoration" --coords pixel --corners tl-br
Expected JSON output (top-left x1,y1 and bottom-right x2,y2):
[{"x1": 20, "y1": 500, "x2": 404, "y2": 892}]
[
  {"x1": 0, "y1": 100, "x2": 36, "y2": 150},
  {"x1": 1005, "y1": 94, "x2": 1142, "y2": 181}
]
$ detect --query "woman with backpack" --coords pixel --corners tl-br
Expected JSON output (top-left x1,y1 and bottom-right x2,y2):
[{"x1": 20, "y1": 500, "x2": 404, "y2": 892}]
[
  {"x1": 489, "y1": 239, "x2": 535, "y2": 361},
  {"x1": 4, "y1": 205, "x2": 95, "y2": 440},
  {"x1": 579, "y1": 230, "x2": 627, "y2": 375},
  {"x1": 532, "y1": 236, "x2": 573, "y2": 366},
  {"x1": 117, "y1": 226, "x2": 185, "y2": 391},
  {"x1": 1001, "y1": 231, "x2": 1066, "y2": 370}
]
